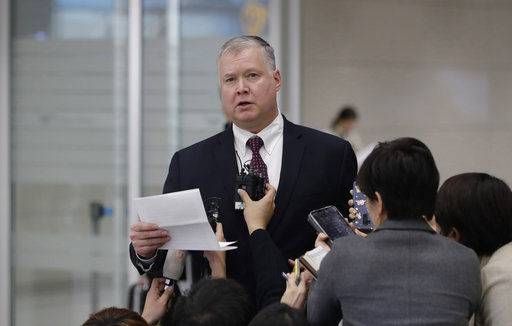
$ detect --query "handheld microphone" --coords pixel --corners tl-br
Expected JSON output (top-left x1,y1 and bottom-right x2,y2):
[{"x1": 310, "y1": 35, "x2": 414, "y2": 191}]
[{"x1": 162, "y1": 249, "x2": 187, "y2": 289}]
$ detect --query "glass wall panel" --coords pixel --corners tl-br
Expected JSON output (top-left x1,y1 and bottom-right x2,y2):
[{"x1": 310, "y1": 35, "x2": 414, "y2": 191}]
[{"x1": 10, "y1": 0, "x2": 129, "y2": 324}]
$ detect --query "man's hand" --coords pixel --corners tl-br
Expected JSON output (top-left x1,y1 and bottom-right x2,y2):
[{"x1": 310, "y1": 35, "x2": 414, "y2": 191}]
[
  {"x1": 238, "y1": 184, "x2": 276, "y2": 234},
  {"x1": 280, "y1": 271, "x2": 308, "y2": 311},
  {"x1": 203, "y1": 222, "x2": 227, "y2": 279},
  {"x1": 141, "y1": 277, "x2": 174, "y2": 325},
  {"x1": 130, "y1": 222, "x2": 171, "y2": 259}
]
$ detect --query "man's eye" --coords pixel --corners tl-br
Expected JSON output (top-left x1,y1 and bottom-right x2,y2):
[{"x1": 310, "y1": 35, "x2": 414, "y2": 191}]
[
  {"x1": 248, "y1": 73, "x2": 258, "y2": 78},
  {"x1": 225, "y1": 77, "x2": 235, "y2": 82}
]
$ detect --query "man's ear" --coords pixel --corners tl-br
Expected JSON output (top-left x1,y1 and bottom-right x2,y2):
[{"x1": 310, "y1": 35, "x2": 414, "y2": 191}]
[
  {"x1": 273, "y1": 69, "x2": 281, "y2": 92},
  {"x1": 373, "y1": 191, "x2": 388, "y2": 224},
  {"x1": 425, "y1": 215, "x2": 440, "y2": 233},
  {"x1": 374, "y1": 192, "x2": 386, "y2": 217},
  {"x1": 448, "y1": 227, "x2": 461, "y2": 243}
]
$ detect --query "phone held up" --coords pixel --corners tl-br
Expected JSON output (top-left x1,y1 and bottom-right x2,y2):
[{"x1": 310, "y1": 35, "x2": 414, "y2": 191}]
[
  {"x1": 352, "y1": 181, "x2": 375, "y2": 231},
  {"x1": 293, "y1": 259, "x2": 301, "y2": 285},
  {"x1": 308, "y1": 205, "x2": 354, "y2": 247}
]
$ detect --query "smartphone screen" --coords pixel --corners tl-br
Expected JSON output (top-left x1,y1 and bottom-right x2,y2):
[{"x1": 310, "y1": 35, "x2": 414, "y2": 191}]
[
  {"x1": 352, "y1": 181, "x2": 375, "y2": 231},
  {"x1": 308, "y1": 205, "x2": 354, "y2": 246}
]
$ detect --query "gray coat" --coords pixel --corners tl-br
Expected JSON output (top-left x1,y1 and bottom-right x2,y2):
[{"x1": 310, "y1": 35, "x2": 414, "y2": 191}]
[{"x1": 307, "y1": 218, "x2": 481, "y2": 326}]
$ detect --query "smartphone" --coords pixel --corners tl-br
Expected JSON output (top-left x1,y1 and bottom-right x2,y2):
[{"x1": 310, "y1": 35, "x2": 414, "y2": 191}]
[
  {"x1": 308, "y1": 205, "x2": 354, "y2": 247},
  {"x1": 293, "y1": 259, "x2": 301, "y2": 285},
  {"x1": 352, "y1": 181, "x2": 374, "y2": 231}
]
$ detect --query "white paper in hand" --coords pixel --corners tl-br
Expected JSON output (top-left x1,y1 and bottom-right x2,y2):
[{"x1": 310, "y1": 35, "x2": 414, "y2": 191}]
[{"x1": 133, "y1": 189, "x2": 237, "y2": 251}]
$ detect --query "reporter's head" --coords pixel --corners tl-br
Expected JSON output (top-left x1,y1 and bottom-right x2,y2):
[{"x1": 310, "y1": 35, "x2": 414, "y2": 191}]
[
  {"x1": 249, "y1": 303, "x2": 309, "y2": 326},
  {"x1": 171, "y1": 278, "x2": 254, "y2": 326},
  {"x1": 357, "y1": 137, "x2": 439, "y2": 224},
  {"x1": 435, "y1": 173, "x2": 512, "y2": 256},
  {"x1": 82, "y1": 307, "x2": 148, "y2": 326}
]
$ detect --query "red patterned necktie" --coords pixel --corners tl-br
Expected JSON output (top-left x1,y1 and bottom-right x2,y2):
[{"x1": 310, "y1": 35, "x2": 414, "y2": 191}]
[{"x1": 247, "y1": 136, "x2": 268, "y2": 183}]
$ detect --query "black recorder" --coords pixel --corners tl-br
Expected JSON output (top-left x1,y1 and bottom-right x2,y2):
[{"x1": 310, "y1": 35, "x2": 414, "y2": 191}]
[
  {"x1": 204, "y1": 197, "x2": 221, "y2": 231},
  {"x1": 234, "y1": 163, "x2": 265, "y2": 210}
]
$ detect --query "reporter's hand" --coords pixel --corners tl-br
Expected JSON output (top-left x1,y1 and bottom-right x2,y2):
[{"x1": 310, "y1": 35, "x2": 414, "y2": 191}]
[
  {"x1": 130, "y1": 222, "x2": 170, "y2": 259},
  {"x1": 203, "y1": 222, "x2": 227, "y2": 279},
  {"x1": 315, "y1": 232, "x2": 331, "y2": 252},
  {"x1": 141, "y1": 278, "x2": 174, "y2": 325},
  {"x1": 347, "y1": 189, "x2": 368, "y2": 237},
  {"x1": 348, "y1": 189, "x2": 358, "y2": 220},
  {"x1": 238, "y1": 184, "x2": 276, "y2": 234},
  {"x1": 287, "y1": 259, "x2": 314, "y2": 292},
  {"x1": 280, "y1": 271, "x2": 308, "y2": 311}
]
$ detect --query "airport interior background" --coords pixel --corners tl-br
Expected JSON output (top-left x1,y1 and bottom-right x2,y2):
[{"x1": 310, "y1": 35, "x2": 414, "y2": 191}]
[{"x1": 1, "y1": 0, "x2": 511, "y2": 325}]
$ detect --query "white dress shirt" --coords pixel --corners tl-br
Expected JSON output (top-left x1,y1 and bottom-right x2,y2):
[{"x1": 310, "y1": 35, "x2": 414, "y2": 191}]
[{"x1": 232, "y1": 112, "x2": 284, "y2": 191}]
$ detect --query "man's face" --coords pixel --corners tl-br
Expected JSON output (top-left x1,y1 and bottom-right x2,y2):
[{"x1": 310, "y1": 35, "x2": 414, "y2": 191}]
[{"x1": 218, "y1": 45, "x2": 281, "y2": 133}]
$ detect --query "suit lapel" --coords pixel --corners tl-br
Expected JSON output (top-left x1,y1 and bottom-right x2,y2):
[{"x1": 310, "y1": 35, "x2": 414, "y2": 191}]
[
  {"x1": 273, "y1": 117, "x2": 305, "y2": 221},
  {"x1": 212, "y1": 126, "x2": 238, "y2": 207}
]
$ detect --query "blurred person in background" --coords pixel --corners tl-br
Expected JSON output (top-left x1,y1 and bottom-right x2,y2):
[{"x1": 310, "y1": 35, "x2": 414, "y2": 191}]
[
  {"x1": 329, "y1": 105, "x2": 363, "y2": 152},
  {"x1": 434, "y1": 173, "x2": 512, "y2": 326}
]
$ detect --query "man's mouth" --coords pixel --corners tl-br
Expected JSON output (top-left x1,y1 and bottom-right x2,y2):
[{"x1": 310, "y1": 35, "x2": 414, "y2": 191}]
[{"x1": 237, "y1": 101, "x2": 253, "y2": 108}]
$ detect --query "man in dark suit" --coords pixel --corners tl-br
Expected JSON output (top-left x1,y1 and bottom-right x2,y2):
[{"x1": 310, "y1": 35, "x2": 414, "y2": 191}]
[{"x1": 129, "y1": 36, "x2": 357, "y2": 302}]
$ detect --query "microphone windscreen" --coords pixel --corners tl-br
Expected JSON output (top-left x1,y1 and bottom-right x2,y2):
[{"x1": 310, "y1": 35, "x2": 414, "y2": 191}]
[{"x1": 162, "y1": 249, "x2": 187, "y2": 280}]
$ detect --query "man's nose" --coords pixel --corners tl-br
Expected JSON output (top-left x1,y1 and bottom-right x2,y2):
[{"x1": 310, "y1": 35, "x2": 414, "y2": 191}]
[{"x1": 236, "y1": 80, "x2": 249, "y2": 95}]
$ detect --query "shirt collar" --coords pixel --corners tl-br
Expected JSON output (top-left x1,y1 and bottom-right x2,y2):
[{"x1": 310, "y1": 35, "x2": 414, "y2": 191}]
[
  {"x1": 233, "y1": 111, "x2": 284, "y2": 157},
  {"x1": 374, "y1": 218, "x2": 437, "y2": 234}
]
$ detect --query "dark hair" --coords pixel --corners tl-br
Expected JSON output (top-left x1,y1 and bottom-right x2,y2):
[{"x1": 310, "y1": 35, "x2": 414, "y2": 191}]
[
  {"x1": 332, "y1": 106, "x2": 358, "y2": 128},
  {"x1": 357, "y1": 137, "x2": 439, "y2": 221},
  {"x1": 248, "y1": 303, "x2": 309, "y2": 326},
  {"x1": 172, "y1": 278, "x2": 254, "y2": 326},
  {"x1": 82, "y1": 307, "x2": 148, "y2": 326},
  {"x1": 435, "y1": 173, "x2": 512, "y2": 256}
]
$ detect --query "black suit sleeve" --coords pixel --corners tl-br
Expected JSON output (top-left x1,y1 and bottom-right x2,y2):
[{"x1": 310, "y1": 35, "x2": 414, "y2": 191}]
[
  {"x1": 249, "y1": 229, "x2": 290, "y2": 309},
  {"x1": 163, "y1": 152, "x2": 181, "y2": 194},
  {"x1": 336, "y1": 142, "x2": 358, "y2": 217},
  {"x1": 129, "y1": 152, "x2": 182, "y2": 276},
  {"x1": 129, "y1": 243, "x2": 167, "y2": 277}
]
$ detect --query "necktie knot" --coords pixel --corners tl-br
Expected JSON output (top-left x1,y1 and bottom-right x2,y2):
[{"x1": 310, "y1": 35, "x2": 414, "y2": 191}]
[
  {"x1": 247, "y1": 136, "x2": 264, "y2": 153},
  {"x1": 246, "y1": 136, "x2": 268, "y2": 183}
]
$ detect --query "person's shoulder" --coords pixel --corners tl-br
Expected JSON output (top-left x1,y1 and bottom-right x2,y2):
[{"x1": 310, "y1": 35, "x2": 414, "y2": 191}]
[
  {"x1": 432, "y1": 233, "x2": 480, "y2": 265},
  {"x1": 483, "y1": 242, "x2": 512, "y2": 274},
  {"x1": 329, "y1": 234, "x2": 367, "y2": 257}
]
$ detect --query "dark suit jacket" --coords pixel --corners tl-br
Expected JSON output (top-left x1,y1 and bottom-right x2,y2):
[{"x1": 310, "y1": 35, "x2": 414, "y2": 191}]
[
  {"x1": 307, "y1": 218, "x2": 482, "y2": 326},
  {"x1": 131, "y1": 115, "x2": 357, "y2": 301},
  {"x1": 248, "y1": 229, "x2": 290, "y2": 309}
]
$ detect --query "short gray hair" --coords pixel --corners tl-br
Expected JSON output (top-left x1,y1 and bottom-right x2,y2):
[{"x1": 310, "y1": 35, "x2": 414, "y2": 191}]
[{"x1": 217, "y1": 35, "x2": 276, "y2": 72}]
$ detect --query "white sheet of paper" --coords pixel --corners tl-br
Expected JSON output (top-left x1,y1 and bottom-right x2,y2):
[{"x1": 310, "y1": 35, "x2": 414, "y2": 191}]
[{"x1": 133, "y1": 189, "x2": 237, "y2": 251}]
